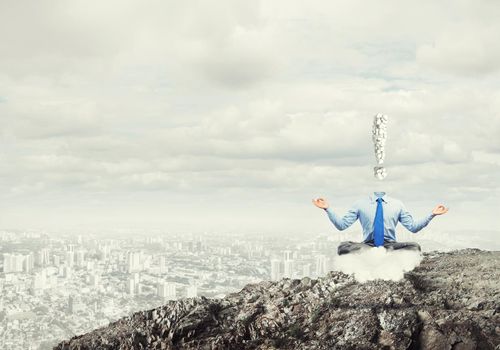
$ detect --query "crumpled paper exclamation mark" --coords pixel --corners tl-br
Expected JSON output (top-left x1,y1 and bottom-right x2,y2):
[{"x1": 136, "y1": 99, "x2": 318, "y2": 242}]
[{"x1": 372, "y1": 113, "x2": 388, "y2": 180}]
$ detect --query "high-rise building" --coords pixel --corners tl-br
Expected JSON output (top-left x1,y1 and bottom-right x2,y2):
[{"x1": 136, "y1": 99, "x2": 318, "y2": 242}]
[
  {"x1": 157, "y1": 281, "x2": 176, "y2": 300},
  {"x1": 127, "y1": 277, "x2": 135, "y2": 295},
  {"x1": 99, "y1": 244, "x2": 110, "y2": 261},
  {"x1": 159, "y1": 256, "x2": 167, "y2": 274},
  {"x1": 302, "y1": 263, "x2": 312, "y2": 277},
  {"x1": 315, "y1": 254, "x2": 329, "y2": 276},
  {"x1": 270, "y1": 259, "x2": 281, "y2": 280},
  {"x1": 143, "y1": 254, "x2": 151, "y2": 270},
  {"x1": 75, "y1": 250, "x2": 85, "y2": 267},
  {"x1": 68, "y1": 295, "x2": 85, "y2": 314},
  {"x1": 2, "y1": 253, "x2": 14, "y2": 273},
  {"x1": 36, "y1": 249, "x2": 50, "y2": 266},
  {"x1": 127, "y1": 272, "x2": 141, "y2": 294},
  {"x1": 66, "y1": 251, "x2": 75, "y2": 267},
  {"x1": 283, "y1": 259, "x2": 294, "y2": 278},
  {"x1": 283, "y1": 250, "x2": 293, "y2": 261},
  {"x1": 127, "y1": 251, "x2": 143, "y2": 273},
  {"x1": 14, "y1": 254, "x2": 25, "y2": 272},
  {"x1": 23, "y1": 253, "x2": 34, "y2": 273},
  {"x1": 31, "y1": 269, "x2": 47, "y2": 294}
]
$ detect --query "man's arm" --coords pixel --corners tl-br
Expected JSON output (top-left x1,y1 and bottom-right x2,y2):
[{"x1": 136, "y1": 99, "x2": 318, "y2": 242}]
[
  {"x1": 398, "y1": 203, "x2": 436, "y2": 233},
  {"x1": 324, "y1": 205, "x2": 359, "y2": 231},
  {"x1": 312, "y1": 197, "x2": 359, "y2": 231}
]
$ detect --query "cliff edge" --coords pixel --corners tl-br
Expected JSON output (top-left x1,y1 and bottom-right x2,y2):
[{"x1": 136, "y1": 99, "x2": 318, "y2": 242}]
[{"x1": 55, "y1": 249, "x2": 499, "y2": 350}]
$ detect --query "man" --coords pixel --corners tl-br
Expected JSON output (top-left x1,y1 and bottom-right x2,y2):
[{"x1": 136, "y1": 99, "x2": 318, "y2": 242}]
[{"x1": 312, "y1": 192, "x2": 449, "y2": 255}]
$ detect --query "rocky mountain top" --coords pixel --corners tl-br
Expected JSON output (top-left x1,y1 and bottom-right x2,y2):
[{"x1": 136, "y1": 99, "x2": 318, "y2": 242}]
[{"x1": 55, "y1": 248, "x2": 499, "y2": 349}]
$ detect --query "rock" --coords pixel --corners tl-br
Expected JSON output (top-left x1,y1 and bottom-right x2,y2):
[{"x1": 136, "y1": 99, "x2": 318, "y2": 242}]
[{"x1": 54, "y1": 249, "x2": 499, "y2": 350}]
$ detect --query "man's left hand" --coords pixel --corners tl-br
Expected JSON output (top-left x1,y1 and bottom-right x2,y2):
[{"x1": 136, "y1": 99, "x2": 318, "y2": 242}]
[{"x1": 432, "y1": 204, "x2": 449, "y2": 215}]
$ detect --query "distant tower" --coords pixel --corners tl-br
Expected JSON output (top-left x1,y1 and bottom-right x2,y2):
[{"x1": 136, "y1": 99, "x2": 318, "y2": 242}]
[
  {"x1": 68, "y1": 295, "x2": 85, "y2": 314},
  {"x1": 2, "y1": 253, "x2": 13, "y2": 273},
  {"x1": 127, "y1": 276, "x2": 135, "y2": 295},
  {"x1": 31, "y1": 269, "x2": 47, "y2": 295},
  {"x1": 23, "y1": 253, "x2": 34, "y2": 273},
  {"x1": 66, "y1": 251, "x2": 75, "y2": 267},
  {"x1": 159, "y1": 256, "x2": 167, "y2": 274},
  {"x1": 127, "y1": 251, "x2": 143, "y2": 273},
  {"x1": 302, "y1": 263, "x2": 312, "y2": 277},
  {"x1": 36, "y1": 249, "x2": 50, "y2": 266},
  {"x1": 75, "y1": 250, "x2": 85, "y2": 267},
  {"x1": 15, "y1": 254, "x2": 25, "y2": 272},
  {"x1": 283, "y1": 250, "x2": 293, "y2": 261},
  {"x1": 315, "y1": 254, "x2": 329, "y2": 277},
  {"x1": 157, "y1": 281, "x2": 176, "y2": 300},
  {"x1": 270, "y1": 259, "x2": 281, "y2": 280},
  {"x1": 283, "y1": 259, "x2": 294, "y2": 278}
]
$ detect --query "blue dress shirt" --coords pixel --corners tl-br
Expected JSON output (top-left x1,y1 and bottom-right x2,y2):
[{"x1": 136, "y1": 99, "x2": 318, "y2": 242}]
[{"x1": 324, "y1": 192, "x2": 436, "y2": 243}]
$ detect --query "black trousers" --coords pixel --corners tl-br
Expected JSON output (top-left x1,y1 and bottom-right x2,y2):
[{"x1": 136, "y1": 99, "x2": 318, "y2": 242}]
[{"x1": 337, "y1": 240, "x2": 421, "y2": 256}]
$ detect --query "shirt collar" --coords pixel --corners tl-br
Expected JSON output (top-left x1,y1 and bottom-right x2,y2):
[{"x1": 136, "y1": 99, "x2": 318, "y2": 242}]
[{"x1": 370, "y1": 192, "x2": 390, "y2": 203}]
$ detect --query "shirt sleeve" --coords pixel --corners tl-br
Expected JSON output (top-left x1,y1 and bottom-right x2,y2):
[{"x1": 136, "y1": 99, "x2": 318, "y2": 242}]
[
  {"x1": 398, "y1": 202, "x2": 436, "y2": 233},
  {"x1": 324, "y1": 204, "x2": 359, "y2": 231}
]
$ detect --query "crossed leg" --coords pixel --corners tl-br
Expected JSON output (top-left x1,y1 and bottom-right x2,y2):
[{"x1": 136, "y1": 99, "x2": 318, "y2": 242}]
[
  {"x1": 384, "y1": 241, "x2": 421, "y2": 252},
  {"x1": 337, "y1": 240, "x2": 421, "y2": 255},
  {"x1": 337, "y1": 241, "x2": 375, "y2": 255}
]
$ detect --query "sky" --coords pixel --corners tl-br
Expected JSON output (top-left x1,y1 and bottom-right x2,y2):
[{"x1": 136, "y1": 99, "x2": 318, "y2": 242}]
[{"x1": 0, "y1": 0, "x2": 499, "y2": 236}]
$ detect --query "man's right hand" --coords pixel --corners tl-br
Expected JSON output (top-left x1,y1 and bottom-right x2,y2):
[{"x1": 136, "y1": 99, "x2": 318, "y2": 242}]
[{"x1": 312, "y1": 197, "x2": 329, "y2": 209}]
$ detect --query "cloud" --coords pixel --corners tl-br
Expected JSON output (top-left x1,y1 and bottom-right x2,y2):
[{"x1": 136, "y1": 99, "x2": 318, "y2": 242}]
[
  {"x1": 0, "y1": 1, "x2": 499, "y2": 231},
  {"x1": 332, "y1": 247, "x2": 423, "y2": 283},
  {"x1": 417, "y1": 22, "x2": 500, "y2": 76}
]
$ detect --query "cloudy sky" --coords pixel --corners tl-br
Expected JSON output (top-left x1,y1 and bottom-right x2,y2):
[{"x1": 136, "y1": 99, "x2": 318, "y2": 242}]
[{"x1": 0, "y1": 0, "x2": 499, "y2": 235}]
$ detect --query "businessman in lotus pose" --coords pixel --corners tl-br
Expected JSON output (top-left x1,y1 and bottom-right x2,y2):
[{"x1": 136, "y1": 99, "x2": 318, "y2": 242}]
[{"x1": 312, "y1": 191, "x2": 449, "y2": 255}]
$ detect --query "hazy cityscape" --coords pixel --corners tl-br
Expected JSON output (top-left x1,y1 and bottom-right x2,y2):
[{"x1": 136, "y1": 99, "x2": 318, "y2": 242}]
[{"x1": 1, "y1": 227, "x2": 497, "y2": 349}]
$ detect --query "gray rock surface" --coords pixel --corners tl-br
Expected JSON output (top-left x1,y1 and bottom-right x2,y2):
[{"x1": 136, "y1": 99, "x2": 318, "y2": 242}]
[{"x1": 54, "y1": 249, "x2": 499, "y2": 349}]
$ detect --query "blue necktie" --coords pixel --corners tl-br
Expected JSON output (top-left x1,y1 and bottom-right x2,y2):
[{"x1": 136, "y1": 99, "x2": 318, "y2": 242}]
[{"x1": 373, "y1": 197, "x2": 384, "y2": 247}]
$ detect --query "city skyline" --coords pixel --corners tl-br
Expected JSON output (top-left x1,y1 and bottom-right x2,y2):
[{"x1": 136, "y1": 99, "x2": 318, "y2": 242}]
[{"x1": 1, "y1": 225, "x2": 496, "y2": 349}]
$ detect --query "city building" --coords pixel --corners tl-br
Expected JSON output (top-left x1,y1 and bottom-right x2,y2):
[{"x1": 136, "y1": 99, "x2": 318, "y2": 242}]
[
  {"x1": 283, "y1": 259, "x2": 294, "y2": 278},
  {"x1": 270, "y1": 259, "x2": 281, "y2": 280},
  {"x1": 68, "y1": 295, "x2": 85, "y2": 314},
  {"x1": 127, "y1": 251, "x2": 143, "y2": 273},
  {"x1": 157, "y1": 281, "x2": 176, "y2": 300}
]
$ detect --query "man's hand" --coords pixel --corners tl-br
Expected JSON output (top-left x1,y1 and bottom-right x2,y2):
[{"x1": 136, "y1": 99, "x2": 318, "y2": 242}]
[
  {"x1": 312, "y1": 197, "x2": 329, "y2": 209},
  {"x1": 432, "y1": 204, "x2": 449, "y2": 215}
]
